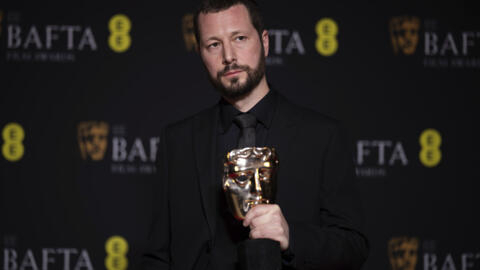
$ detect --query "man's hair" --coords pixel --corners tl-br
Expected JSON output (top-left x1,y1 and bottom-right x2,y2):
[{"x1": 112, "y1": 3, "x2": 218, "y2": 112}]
[{"x1": 193, "y1": 0, "x2": 264, "y2": 44}]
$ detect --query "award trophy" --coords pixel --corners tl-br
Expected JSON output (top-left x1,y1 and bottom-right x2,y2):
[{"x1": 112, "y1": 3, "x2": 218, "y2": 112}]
[{"x1": 223, "y1": 147, "x2": 281, "y2": 270}]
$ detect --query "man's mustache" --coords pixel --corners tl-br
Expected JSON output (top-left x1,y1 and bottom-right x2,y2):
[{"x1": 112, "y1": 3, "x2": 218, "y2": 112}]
[{"x1": 217, "y1": 64, "x2": 250, "y2": 77}]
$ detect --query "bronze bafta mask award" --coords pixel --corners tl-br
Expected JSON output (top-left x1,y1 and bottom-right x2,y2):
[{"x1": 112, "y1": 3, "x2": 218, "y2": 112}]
[
  {"x1": 223, "y1": 147, "x2": 279, "y2": 220},
  {"x1": 223, "y1": 147, "x2": 281, "y2": 270}
]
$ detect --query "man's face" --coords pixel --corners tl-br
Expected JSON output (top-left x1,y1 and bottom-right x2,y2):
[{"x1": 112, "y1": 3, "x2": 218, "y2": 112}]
[{"x1": 197, "y1": 4, "x2": 269, "y2": 99}]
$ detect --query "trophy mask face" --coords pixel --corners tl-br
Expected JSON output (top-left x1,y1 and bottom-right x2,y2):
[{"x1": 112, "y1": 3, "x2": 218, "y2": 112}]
[
  {"x1": 390, "y1": 16, "x2": 420, "y2": 55},
  {"x1": 388, "y1": 237, "x2": 419, "y2": 270},
  {"x1": 223, "y1": 147, "x2": 279, "y2": 220},
  {"x1": 77, "y1": 121, "x2": 109, "y2": 161}
]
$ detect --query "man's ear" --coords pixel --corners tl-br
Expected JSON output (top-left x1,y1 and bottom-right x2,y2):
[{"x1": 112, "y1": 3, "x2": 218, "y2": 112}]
[{"x1": 261, "y1": 30, "x2": 269, "y2": 57}]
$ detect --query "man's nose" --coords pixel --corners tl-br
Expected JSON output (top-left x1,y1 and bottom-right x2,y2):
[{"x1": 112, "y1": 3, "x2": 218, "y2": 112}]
[{"x1": 222, "y1": 42, "x2": 236, "y2": 65}]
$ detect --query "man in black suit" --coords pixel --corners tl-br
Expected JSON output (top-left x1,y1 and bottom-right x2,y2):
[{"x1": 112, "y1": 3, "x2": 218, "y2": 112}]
[{"x1": 142, "y1": 0, "x2": 368, "y2": 269}]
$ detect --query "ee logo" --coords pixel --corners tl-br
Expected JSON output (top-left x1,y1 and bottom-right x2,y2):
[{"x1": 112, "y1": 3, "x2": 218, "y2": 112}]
[
  {"x1": 105, "y1": 235, "x2": 129, "y2": 270},
  {"x1": 108, "y1": 14, "x2": 132, "y2": 53},
  {"x1": 419, "y1": 128, "x2": 442, "y2": 167},
  {"x1": 2, "y1": 122, "x2": 25, "y2": 162},
  {"x1": 315, "y1": 18, "x2": 338, "y2": 56}
]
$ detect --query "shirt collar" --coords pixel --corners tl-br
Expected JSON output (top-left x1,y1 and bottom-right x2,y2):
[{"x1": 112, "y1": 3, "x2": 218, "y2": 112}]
[{"x1": 219, "y1": 89, "x2": 277, "y2": 133}]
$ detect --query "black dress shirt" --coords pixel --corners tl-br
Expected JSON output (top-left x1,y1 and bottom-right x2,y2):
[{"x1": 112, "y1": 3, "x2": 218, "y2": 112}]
[{"x1": 212, "y1": 90, "x2": 277, "y2": 270}]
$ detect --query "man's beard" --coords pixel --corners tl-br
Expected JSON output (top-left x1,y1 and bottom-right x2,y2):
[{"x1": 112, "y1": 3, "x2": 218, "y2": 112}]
[{"x1": 208, "y1": 52, "x2": 266, "y2": 100}]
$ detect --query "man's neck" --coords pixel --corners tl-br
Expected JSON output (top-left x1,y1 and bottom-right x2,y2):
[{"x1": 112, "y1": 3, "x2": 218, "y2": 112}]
[{"x1": 224, "y1": 77, "x2": 270, "y2": 112}]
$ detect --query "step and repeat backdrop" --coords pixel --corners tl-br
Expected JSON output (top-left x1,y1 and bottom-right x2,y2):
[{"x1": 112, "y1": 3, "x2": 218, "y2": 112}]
[{"x1": 1, "y1": 1, "x2": 478, "y2": 270}]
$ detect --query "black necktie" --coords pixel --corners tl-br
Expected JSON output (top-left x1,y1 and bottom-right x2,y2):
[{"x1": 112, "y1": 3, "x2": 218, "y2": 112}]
[{"x1": 234, "y1": 113, "x2": 257, "y2": 148}]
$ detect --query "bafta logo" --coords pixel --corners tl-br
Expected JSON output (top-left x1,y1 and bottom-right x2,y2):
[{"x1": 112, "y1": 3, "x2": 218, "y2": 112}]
[
  {"x1": 182, "y1": 13, "x2": 198, "y2": 52},
  {"x1": 390, "y1": 16, "x2": 420, "y2": 55},
  {"x1": 388, "y1": 237, "x2": 419, "y2": 270},
  {"x1": 78, "y1": 121, "x2": 109, "y2": 161}
]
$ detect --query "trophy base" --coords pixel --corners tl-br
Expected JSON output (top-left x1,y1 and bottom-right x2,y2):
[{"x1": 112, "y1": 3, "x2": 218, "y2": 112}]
[{"x1": 237, "y1": 239, "x2": 281, "y2": 270}]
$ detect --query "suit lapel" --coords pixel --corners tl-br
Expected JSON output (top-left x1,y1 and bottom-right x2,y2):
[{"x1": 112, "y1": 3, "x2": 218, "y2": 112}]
[
  {"x1": 193, "y1": 105, "x2": 219, "y2": 243},
  {"x1": 266, "y1": 94, "x2": 299, "y2": 204}
]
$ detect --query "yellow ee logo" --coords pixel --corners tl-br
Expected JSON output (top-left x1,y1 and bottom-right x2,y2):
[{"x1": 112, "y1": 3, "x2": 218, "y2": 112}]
[
  {"x1": 108, "y1": 14, "x2": 132, "y2": 53},
  {"x1": 105, "y1": 235, "x2": 129, "y2": 270},
  {"x1": 419, "y1": 129, "x2": 442, "y2": 167},
  {"x1": 2, "y1": 123, "x2": 25, "y2": 162},
  {"x1": 315, "y1": 18, "x2": 338, "y2": 56}
]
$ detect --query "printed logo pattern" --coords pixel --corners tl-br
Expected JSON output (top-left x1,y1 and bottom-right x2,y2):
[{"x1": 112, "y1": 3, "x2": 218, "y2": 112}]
[
  {"x1": 388, "y1": 237, "x2": 419, "y2": 270},
  {"x1": 2, "y1": 123, "x2": 25, "y2": 162},
  {"x1": 390, "y1": 16, "x2": 420, "y2": 55},
  {"x1": 77, "y1": 121, "x2": 109, "y2": 161},
  {"x1": 108, "y1": 14, "x2": 132, "y2": 53},
  {"x1": 419, "y1": 128, "x2": 442, "y2": 167},
  {"x1": 182, "y1": 13, "x2": 197, "y2": 52},
  {"x1": 105, "y1": 236, "x2": 128, "y2": 270},
  {"x1": 315, "y1": 18, "x2": 338, "y2": 56}
]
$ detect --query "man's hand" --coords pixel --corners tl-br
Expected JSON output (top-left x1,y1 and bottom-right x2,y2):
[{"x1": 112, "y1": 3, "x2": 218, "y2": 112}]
[{"x1": 242, "y1": 204, "x2": 289, "y2": 251}]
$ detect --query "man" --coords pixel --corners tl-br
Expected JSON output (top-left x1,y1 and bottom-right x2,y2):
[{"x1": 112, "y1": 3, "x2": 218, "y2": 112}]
[{"x1": 142, "y1": 0, "x2": 368, "y2": 269}]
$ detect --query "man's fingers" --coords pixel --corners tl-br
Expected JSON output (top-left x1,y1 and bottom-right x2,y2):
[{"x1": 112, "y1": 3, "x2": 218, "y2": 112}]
[
  {"x1": 248, "y1": 210, "x2": 283, "y2": 229},
  {"x1": 243, "y1": 204, "x2": 274, "y2": 227},
  {"x1": 249, "y1": 226, "x2": 288, "y2": 244},
  {"x1": 248, "y1": 212, "x2": 271, "y2": 229},
  {"x1": 250, "y1": 224, "x2": 286, "y2": 238},
  {"x1": 244, "y1": 204, "x2": 290, "y2": 251}
]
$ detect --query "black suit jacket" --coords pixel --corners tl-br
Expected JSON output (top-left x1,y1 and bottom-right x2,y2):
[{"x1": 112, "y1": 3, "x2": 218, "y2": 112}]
[{"x1": 142, "y1": 93, "x2": 369, "y2": 270}]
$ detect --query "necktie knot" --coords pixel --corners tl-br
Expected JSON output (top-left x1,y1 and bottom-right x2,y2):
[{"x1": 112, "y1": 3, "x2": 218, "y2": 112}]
[
  {"x1": 234, "y1": 113, "x2": 257, "y2": 129},
  {"x1": 234, "y1": 113, "x2": 257, "y2": 148}
]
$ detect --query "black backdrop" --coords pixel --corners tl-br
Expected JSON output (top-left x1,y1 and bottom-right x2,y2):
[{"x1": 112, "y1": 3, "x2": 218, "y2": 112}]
[{"x1": 1, "y1": 1, "x2": 479, "y2": 270}]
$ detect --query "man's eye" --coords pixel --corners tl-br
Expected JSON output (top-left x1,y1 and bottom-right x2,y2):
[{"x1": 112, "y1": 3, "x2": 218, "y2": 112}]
[
  {"x1": 208, "y1": 42, "x2": 219, "y2": 48},
  {"x1": 236, "y1": 36, "x2": 247, "y2": 41}
]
